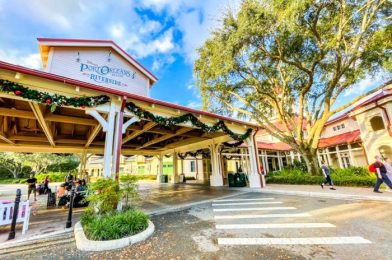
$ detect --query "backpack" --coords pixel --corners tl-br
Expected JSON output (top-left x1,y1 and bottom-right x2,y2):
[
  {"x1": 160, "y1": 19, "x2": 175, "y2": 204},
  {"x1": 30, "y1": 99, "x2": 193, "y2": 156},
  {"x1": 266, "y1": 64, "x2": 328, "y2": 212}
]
[{"x1": 368, "y1": 163, "x2": 377, "y2": 173}]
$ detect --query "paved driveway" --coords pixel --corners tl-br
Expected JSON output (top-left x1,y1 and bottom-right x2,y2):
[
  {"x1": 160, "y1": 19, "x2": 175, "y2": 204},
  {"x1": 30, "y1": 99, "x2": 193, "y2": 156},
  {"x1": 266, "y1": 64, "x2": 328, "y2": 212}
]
[{"x1": 4, "y1": 192, "x2": 392, "y2": 259}]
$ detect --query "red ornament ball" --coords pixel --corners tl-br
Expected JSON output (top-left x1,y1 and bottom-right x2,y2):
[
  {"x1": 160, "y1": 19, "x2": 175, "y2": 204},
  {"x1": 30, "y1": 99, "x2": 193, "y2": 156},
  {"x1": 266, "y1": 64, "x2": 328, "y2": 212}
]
[
  {"x1": 81, "y1": 105, "x2": 86, "y2": 109},
  {"x1": 45, "y1": 98, "x2": 52, "y2": 104},
  {"x1": 15, "y1": 90, "x2": 21, "y2": 95}
]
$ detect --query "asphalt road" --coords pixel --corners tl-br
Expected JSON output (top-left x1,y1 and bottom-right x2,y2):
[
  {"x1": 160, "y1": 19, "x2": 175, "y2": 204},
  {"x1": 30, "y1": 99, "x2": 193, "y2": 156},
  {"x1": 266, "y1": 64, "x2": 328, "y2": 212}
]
[{"x1": 4, "y1": 192, "x2": 392, "y2": 260}]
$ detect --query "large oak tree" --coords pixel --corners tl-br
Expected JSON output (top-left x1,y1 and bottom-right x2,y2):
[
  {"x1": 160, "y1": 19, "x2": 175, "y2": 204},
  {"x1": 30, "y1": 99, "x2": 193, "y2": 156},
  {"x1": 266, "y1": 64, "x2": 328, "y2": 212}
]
[{"x1": 194, "y1": 0, "x2": 392, "y2": 175}]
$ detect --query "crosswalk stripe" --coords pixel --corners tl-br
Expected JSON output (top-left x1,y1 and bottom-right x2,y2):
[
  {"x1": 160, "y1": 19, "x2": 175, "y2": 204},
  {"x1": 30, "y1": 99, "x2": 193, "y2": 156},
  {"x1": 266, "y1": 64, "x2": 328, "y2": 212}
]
[
  {"x1": 213, "y1": 207, "x2": 296, "y2": 212},
  {"x1": 216, "y1": 223, "x2": 335, "y2": 229},
  {"x1": 214, "y1": 198, "x2": 275, "y2": 202},
  {"x1": 214, "y1": 213, "x2": 311, "y2": 219},
  {"x1": 218, "y1": 237, "x2": 371, "y2": 245},
  {"x1": 212, "y1": 202, "x2": 283, "y2": 206}
]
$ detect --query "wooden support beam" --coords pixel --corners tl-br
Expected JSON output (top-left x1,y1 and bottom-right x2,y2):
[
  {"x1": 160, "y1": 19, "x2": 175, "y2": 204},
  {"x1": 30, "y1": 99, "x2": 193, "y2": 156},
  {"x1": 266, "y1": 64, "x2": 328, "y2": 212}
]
[
  {"x1": 45, "y1": 114, "x2": 97, "y2": 126},
  {"x1": 85, "y1": 124, "x2": 102, "y2": 148},
  {"x1": 137, "y1": 127, "x2": 193, "y2": 150},
  {"x1": 0, "y1": 108, "x2": 36, "y2": 119},
  {"x1": 161, "y1": 137, "x2": 206, "y2": 150},
  {"x1": 0, "y1": 132, "x2": 15, "y2": 145},
  {"x1": 122, "y1": 121, "x2": 157, "y2": 144},
  {"x1": 29, "y1": 102, "x2": 55, "y2": 147}
]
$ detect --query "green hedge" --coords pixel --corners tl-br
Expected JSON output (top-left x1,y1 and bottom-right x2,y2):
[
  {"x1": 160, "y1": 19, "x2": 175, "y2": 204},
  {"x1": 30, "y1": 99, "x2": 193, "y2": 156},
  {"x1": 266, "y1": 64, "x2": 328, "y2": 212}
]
[
  {"x1": 35, "y1": 172, "x2": 70, "y2": 183},
  {"x1": 266, "y1": 167, "x2": 379, "y2": 187},
  {"x1": 80, "y1": 209, "x2": 149, "y2": 241}
]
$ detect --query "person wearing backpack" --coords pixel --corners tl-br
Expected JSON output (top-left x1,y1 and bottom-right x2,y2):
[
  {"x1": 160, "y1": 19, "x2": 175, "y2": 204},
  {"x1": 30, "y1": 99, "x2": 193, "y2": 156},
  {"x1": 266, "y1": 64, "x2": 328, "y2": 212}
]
[{"x1": 372, "y1": 155, "x2": 392, "y2": 193}]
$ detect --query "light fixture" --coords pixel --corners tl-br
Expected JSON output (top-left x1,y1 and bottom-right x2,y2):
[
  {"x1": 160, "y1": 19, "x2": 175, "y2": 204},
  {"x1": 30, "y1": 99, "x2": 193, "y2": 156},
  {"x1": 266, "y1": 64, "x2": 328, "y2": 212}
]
[
  {"x1": 75, "y1": 86, "x2": 80, "y2": 92},
  {"x1": 76, "y1": 52, "x2": 80, "y2": 62},
  {"x1": 108, "y1": 50, "x2": 112, "y2": 62},
  {"x1": 15, "y1": 72, "x2": 21, "y2": 80}
]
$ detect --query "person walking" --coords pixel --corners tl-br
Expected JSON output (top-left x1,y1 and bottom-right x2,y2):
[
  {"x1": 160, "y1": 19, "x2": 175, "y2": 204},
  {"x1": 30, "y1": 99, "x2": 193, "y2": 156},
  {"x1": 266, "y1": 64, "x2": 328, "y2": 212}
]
[
  {"x1": 373, "y1": 155, "x2": 392, "y2": 193},
  {"x1": 43, "y1": 175, "x2": 50, "y2": 194},
  {"x1": 320, "y1": 161, "x2": 336, "y2": 190},
  {"x1": 26, "y1": 173, "x2": 37, "y2": 201}
]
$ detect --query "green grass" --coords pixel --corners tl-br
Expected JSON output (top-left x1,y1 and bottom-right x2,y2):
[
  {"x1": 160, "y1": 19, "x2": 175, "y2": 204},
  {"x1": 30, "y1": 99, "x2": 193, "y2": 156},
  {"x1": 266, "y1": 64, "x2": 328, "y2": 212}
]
[
  {"x1": 80, "y1": 209, "x2": 149, "y2": 241},
  {"x1": 266, "y1": 167, "x2": 379, "y2": 187}
]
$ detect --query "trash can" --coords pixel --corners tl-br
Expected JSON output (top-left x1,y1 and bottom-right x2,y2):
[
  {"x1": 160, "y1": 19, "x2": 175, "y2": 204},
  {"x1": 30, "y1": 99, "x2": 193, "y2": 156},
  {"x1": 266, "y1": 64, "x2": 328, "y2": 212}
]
[
  {"x1": 236, "y1": 173, "x2": 247, "y2": 187},
  {"x1": 179, "y1": 174, "x2": 186, "y2": 183},
  {"x1": 160, "y1": 175, "x2": 168, "y2": 183},
  {"x1": 228, "y1": 173, "x2": 235, "y2": 187}
]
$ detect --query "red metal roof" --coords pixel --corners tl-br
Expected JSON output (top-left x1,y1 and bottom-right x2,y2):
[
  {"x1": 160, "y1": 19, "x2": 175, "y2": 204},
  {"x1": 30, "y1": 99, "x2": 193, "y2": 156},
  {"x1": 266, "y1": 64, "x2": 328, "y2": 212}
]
[
  {"x1": 0, "y1": 60, "x2": 257, "y2": 127},
  {"x1": 318, "y1": 130, "x2": 361, "y2": 148},
  {"x1": 256, "y1": 141, "x2": 293, "y2": 151}
]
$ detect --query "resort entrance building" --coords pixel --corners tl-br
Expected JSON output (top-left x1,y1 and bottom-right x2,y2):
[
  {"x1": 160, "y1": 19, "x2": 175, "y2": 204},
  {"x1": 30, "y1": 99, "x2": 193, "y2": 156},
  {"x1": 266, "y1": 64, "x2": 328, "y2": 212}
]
[{"x1": 0, "y1": 38, "x2": 263, "y2": 188}]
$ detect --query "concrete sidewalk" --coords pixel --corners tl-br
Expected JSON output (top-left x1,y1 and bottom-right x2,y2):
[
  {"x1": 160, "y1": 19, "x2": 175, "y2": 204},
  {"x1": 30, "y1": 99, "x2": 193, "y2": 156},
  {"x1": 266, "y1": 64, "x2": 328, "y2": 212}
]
[
  {"x1": 0, "y1": 182, "x2": 244, "y2": 247},
  {"x1": 251, "y1": 184, "x2": 392, "y2": 202}
]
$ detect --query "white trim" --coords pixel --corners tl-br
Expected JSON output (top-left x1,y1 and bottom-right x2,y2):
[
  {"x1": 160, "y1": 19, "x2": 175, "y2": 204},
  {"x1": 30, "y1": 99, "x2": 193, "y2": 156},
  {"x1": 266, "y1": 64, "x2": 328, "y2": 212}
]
[{"x1": 218, "y1": 237, "x2": 371, "y2": 245}]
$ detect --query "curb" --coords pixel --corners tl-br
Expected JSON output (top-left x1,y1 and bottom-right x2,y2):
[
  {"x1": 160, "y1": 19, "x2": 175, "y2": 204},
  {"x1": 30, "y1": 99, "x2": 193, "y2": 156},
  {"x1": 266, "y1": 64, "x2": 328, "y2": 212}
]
[
  {"x1": 74, "y1": 220, "x2": 155, "y2": 251},
  {"x1": 234, "y1": 187, "x2": 392, "y2": 202},
  {"x1": 0, "y1": 228, "x2": 73, "y2": 250}
]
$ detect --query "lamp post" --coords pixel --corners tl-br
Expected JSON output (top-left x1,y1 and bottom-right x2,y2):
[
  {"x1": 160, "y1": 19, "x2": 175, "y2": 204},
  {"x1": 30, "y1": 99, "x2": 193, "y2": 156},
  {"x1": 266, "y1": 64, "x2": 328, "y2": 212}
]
[
  {"x1": 8, "y1": 189, "x2": 21, "y2": 240},
  {"x1": 65, "y1": 187, "x2": 75, "y2": 229}
]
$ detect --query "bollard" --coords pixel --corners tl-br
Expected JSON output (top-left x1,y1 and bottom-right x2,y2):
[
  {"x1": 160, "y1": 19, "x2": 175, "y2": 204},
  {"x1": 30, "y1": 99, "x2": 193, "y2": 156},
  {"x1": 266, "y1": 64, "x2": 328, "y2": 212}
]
[
  {"x1": 65, "y1": 187, "x2": 75, "y2": 229},
  {"x1": 8, "y1": 189, "x2": 21, "y2": 240}
]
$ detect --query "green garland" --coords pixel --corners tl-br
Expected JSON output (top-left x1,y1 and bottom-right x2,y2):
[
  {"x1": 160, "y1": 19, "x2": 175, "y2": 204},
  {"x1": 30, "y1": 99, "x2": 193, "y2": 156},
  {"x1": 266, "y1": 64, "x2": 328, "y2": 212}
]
[
  {"x1": 126, "y1": 102, "x2": 252, "y2": 146},
  {"x1": 178, "y1": 149, "x2": 211, "y2": 159},
  {"x1": 0, "y1": 79, "x2": 110, "y2": 111}
]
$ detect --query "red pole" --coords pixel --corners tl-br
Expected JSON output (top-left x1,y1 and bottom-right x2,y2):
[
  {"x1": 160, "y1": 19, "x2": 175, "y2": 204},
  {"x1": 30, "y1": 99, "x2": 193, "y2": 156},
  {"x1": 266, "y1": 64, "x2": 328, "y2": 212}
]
[{"x1": 115, "y1": 96, "x2": 127, "y2": 181}]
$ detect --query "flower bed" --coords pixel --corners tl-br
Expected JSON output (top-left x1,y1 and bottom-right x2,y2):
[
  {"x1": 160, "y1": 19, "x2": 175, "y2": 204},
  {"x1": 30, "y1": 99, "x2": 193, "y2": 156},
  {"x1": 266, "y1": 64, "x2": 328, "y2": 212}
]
[{"x1": 80, "y1": 209, "x2": 149, "y2": 241}]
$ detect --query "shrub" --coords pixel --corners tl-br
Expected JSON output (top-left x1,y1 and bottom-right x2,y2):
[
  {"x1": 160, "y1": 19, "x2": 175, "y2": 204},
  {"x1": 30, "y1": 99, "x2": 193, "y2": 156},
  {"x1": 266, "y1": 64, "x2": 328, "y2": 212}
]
[
  {"x1": 35, "y1": 172, "x2": 69, "y2": 183},
  {"x1": 86, "y1": 179, "x2": 122, "y2": 214},
  {"x1": 120, "y1": 175, "x2": 140, "y2": 209},
  {"x1": 266, "y1": 166, "x2": 378, "y2": 187},
  {"x1": 80, "y1": 209, "x2": 149, "y2": 241}
]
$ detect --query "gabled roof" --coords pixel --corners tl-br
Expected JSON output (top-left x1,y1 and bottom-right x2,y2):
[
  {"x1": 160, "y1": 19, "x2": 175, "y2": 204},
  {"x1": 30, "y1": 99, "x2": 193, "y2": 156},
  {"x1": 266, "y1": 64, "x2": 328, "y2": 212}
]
[
  {"x1": 318, "y1": 130, "x2": 361, "y2": 148},
  {"x1": 37, "y1": 38, "x2": 158, "y2": 85},
  {"x1": 0, "y1": 60, "x2": 257, "y2": 127}
]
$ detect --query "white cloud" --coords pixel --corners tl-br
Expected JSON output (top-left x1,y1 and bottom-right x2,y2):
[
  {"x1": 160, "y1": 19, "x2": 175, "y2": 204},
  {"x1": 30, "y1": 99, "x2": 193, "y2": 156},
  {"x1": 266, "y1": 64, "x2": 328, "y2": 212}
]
[
  {"x1": 110, "y1": 24, "x2": 126, "y2": 38},
  {"x1": 139, "y1": 20, "x2": 162, "y2": 35},
  {"x1": 344, "y1": 74, "x2": 389, "y2": 97},
  {"x1": 186, "y1": 101, "x2": 202, "y2": 109},
  {"x1": 152, "y1": 55, "x2": 175, "y2": 71},
  {"x1": 0, "y1": 50, "x2": 41, "y2": 70}
]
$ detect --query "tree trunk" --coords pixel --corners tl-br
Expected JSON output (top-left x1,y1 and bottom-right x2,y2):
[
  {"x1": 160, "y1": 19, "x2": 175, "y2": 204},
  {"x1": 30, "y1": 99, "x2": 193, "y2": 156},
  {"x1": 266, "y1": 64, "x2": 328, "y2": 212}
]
[{"x1": 302, "y1": 149, "x2": 319, "y2": 176}]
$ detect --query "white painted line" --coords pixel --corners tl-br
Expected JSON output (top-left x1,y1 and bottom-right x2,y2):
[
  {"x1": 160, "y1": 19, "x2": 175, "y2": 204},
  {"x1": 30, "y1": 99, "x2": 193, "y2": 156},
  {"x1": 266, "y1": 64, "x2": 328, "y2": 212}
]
[
  {"x1": 218, "y1": 237, "x2": 372, "y2": 245},
  {"x1": 213, "y1": 207, "x2": 296, "y2": 212},
  {"x1": 212, "y1": 202, "x2": 283, "y2": 206},
  {"x1": 214, "y1": 213, "x2": 312, "y2": 219},
  {"x1": 214, "y1": 198, "x2": 275, "y2": 202},
  {"x1": 216, "y1": 223, "x2": 335, "y2": 229}
]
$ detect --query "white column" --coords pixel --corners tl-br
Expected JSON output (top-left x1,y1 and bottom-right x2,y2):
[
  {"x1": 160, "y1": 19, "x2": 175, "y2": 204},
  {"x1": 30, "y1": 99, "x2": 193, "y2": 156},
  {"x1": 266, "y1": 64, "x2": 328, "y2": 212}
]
[
  {"x1": 156, "y1": 155, "x2": 164, "y2": 183},
  {"x1": 290, "y1": 151, "x2": 295, "y2": 164},
  {"x1": 336, "y1": 146, "x2": 344, "y2": 168},
  {"x1": 172, "y1": 153, "x2": 179, "y2": 184},
  {"x1": 103, "y1": 101, "x2": 116, "y2": 178},
  {"x1": 348, "y1": 144, "x2": 356, "y2": 166},
  {"x1": 210, "y1": 144, "x2": 223, "y2": 186},
  {"x1": 326, "y1": 148, "x2": 332, "y2": 166},
  {"x1": 246, "y1": 135, "x2": 262, "y2": 188}
]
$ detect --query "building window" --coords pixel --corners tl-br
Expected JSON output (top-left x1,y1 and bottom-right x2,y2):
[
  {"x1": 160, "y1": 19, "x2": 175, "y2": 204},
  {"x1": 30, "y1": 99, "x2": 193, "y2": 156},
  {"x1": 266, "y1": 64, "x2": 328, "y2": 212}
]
[
  {"x1": 333, "y1": 123, "x2": 345, "y2": 132},
  {"x1": 370, "y1": 116, "x2": 385, "y2": 131},
  {"x1": 190, "y1": 161, "x2": 196, "y2": 172}
]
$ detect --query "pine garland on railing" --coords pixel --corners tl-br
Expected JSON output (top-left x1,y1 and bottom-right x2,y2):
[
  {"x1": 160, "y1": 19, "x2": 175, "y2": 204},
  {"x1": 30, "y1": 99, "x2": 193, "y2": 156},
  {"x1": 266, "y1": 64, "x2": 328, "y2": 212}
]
[
  {"x1": 125, "y1": 102, "x2": 252, "y2": 146},
  {"x1": 0, "y1": 79, "x2": 110, "y2": 111}
]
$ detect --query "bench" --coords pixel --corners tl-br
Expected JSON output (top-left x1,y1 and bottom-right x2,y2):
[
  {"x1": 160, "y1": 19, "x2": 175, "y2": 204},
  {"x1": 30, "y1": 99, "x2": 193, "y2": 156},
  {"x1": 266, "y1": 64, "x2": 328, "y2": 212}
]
[{"x1": 0, "y1": 200, "x2": 30, "y2": 234}]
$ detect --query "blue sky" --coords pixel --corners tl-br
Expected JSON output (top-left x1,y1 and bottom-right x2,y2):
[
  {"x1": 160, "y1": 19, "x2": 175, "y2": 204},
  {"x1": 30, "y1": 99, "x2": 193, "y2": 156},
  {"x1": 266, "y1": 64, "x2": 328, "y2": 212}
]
[{"x1": 0, "y1": 0, "x2": 388, "y2": 112}]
